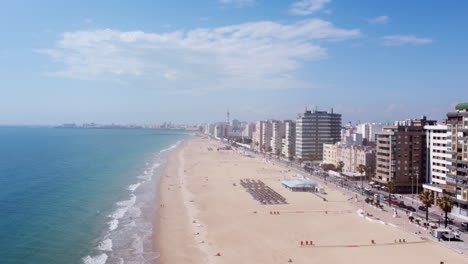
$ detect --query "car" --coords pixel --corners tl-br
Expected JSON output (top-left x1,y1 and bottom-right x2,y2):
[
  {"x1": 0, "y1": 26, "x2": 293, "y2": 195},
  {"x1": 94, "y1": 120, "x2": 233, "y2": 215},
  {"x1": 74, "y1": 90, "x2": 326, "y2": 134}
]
[
  {"x1": 398, "y1": 201, "x2": 406, "y2": 208},
  {"x1": 461, "y1": 222, "x2": 468, "y2": 228},
  {"x1": 418, "y1": 206, "x2": 428, "y2": 211},
  {"x1": 391, "y1": 201, "x2": 400, "y2": 206},
  {"x1": 390, "y1": 195, "x2": 397, "y2": 200},
  {"x1": 405, "y1": 206, "x2": 416, "y2": 212}
]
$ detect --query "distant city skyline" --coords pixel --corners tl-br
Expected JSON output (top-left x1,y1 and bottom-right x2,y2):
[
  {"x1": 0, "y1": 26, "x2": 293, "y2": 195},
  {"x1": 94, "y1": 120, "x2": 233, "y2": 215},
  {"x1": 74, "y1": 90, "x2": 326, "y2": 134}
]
[{"x1": 1, "y1": 0, "x2": 467, "y2": 125}]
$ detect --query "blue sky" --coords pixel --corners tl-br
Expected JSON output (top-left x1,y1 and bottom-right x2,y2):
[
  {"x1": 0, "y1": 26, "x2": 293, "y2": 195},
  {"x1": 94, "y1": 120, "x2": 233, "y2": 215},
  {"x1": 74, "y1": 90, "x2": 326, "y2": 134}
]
[{"x1": 0, "y1": 0, "x2": 467, "y2": 125}]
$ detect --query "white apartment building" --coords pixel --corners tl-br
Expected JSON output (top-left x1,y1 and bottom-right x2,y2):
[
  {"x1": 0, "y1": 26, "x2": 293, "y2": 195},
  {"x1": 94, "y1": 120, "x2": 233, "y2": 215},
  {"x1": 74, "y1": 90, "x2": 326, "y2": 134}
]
[
  {"x1": 424, "y1": 125, "x2": 451, "y2": 185},
  {"x1": 205, "y1": 123, "x2": 215, "y2": 135},
  {"x1": 322, "y1": 143, "x2": 375, "y2": 175},
  {"x1": 253, "y1": 121, "x2": 264, "y2": 150},
  {"x1": 282, "y1": 121, "x2": 296, "y2": 159},
  {"x1": 337, "y1": 144, "x2": 375, "y2": 173},
  {"x1": 271, "y1": 121, "x2": 286, "y2": 155},
  {"x1": 262, "y1": 121, "x2": 274, "y2": 152},
  {"x1": 214, "y1": 123, "x2": 228, "y2": 138},
  {"x1": 322, "y1": 143, "x2": 337, "y2": 164},
  {"x1": 422, "y1": 124, "x2": 451, "y2": 207},
  {"x1": 357, "y1": 123, "x2": 385, "y2": 142},
  {"x1": 242, "y1": 122, "x2": 256, "y2": 139}
]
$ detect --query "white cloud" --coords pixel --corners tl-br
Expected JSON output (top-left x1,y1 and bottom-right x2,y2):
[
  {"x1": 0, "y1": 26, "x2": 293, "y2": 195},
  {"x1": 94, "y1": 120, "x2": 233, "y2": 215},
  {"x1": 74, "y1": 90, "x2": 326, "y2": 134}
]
[
  {"x1": 220, "y1": 0, "x2": 255, "y2": 7},
  {"x1": 382, "y1": 35, "x2": 432, "y2": 46},
  {"x1": 368, "y1": 16, "x2": 388, "y2": 24},
  {"x1": 289, "y1": 0, "x2": 331, "y2": 16},
  {"x1": 38, "y1": 19, "x2": 360, "y2": 90}
]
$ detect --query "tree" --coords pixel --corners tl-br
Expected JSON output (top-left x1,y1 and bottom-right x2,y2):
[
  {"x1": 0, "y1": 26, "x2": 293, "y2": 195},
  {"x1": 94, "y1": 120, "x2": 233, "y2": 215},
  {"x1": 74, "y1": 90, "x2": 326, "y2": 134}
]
[
  {"x1": 356, "y1": 164, "x2": 366, "y2": 194},
  {"x1": 356, "y1": 164, "x2": 366, "y2": 175},
  {"x1": 386, "y1": 181, "x2": 396, "y2": 206},
  {"x1": 337, "y1": 161, "x2": 344, "y2": 172},
  {"x1": 418, "y1": 191, "x2": 434, "y2": 221},
  {"x1": 322, "y1": 163, "x2": 336, "y2": 172},
  {"x1": 437, "y1": 196, "x2": 454, "y2": 228}
]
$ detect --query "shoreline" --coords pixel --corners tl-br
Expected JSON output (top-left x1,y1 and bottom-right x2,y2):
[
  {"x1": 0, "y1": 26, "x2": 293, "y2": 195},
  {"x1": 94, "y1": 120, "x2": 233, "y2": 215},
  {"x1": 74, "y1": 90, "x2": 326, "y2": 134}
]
[
  {"x1": 154, "y1": 137, "x2": 467, "y2": 264},
  {"x1": 154, "y1": 138, "x2": 207, "y2": 263}
]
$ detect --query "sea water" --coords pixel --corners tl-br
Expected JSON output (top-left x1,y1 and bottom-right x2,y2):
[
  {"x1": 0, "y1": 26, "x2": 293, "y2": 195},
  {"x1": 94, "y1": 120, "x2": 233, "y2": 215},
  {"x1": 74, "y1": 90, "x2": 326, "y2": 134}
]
[{"x1": 0, "y1": 127, "x2": 190, "y2": 264}]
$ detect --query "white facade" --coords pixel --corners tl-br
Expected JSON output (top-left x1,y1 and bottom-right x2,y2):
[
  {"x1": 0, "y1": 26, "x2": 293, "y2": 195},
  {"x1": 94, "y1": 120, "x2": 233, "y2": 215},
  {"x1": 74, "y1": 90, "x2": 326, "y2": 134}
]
[
  {"x1": 262, "y1": 121, "x2": 274, "y2": 152},
  {"x1": 358, "y1": 123, "x2": 385, "y2": 142},
  {"x1": 214, "y1": 123, "x2": 228, "y2": 138},
  {"x1": 322, "y1": 143, "x2": 337, "y2": 164},
  {"x1": 242, "y1": 123, "x2": 256, "y2": 139},
  {"x1": 425, "y1": 125, "x2": 451, "y2": 185},
  {"x1": 282, "y1": 121, "x2": 296, "y2": 159},
  {"x1": 271, "y1": 121, "x2": 286, "y2": 155}
]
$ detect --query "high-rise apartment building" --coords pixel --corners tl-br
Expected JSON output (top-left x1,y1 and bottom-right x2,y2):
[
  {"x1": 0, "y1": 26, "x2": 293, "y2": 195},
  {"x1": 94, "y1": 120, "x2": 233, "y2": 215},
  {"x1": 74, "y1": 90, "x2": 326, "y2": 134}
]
[
  {"x1": 358, "y1": 123, "x2": 385, "y2": 142},
  {"x1": 271, "y1": 121, "x2": 286, "y2": 155},
  {"x1": 262, "y1": 121, "x2": 274, "y2": 152},
  {"x1": 253, "y1": 121, "x2": 265, "y2": 151},
  {"x1": 282, "y1": 121, "x2": 296, "y2": 159},
  {"x1": 242, "y1": 122, "x2": 256, "y2": 139},
  {"x1": 295, "y1": 109, "x2": 341, "y2": 161},
  {"x1": 373, "y1": 118, "x2": 436, "y2": 193},
  {"x1": 446, "y1": 103, "x2": 468, "y2": 216},
  {"x1": 422, "y1": 124, "x2": 451, "y2": 207}
]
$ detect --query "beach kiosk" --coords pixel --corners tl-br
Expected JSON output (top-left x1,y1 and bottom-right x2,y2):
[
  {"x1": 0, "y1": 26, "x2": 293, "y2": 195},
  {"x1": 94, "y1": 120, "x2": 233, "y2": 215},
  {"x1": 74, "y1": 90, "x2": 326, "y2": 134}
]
[{"x1": 281, "y1": 179, "x2": 317, "y2": 192}]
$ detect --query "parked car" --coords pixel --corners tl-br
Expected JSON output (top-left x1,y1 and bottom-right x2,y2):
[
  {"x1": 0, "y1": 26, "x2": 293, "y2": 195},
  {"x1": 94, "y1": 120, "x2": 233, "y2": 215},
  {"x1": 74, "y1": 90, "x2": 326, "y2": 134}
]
[
  {"x1": 461, "y1": 222, "x2": 468, "y2": 228},
  {"x1": 406, "y1": 206, "x2": 416, "y2": 212},
  {"x1": 418, "y1": 206, "x2": 428, "y2": 211},
  {"x1": 398, "y1": 201, "x2": 406, "y2": 208},
  {"x1": 391, "y1": 201, "x2": 400, "y2": 206}
]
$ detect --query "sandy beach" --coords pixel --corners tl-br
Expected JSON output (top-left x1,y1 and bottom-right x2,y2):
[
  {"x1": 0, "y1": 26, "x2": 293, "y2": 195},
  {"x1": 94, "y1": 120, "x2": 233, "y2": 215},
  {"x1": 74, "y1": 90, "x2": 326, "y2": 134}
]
[{"x1": 155, "y1": 137, "x2": 466, "y2": 264}]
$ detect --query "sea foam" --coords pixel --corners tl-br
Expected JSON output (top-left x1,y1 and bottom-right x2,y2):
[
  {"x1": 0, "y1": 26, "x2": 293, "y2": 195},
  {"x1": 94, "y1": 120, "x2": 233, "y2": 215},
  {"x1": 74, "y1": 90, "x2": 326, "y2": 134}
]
[
  {"x1": 82, "y1": 253, "x2": 108, "y2": 264},
  {"x1": 98, "y1": 238, "x2": 113, "y2": 251}
]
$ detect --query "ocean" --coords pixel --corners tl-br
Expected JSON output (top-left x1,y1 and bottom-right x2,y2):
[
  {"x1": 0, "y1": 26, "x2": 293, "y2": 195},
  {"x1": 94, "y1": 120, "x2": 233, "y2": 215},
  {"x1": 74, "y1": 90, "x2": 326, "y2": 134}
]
[{"x1": 0, "y1": 127, "x2": 190, "y2": 264}]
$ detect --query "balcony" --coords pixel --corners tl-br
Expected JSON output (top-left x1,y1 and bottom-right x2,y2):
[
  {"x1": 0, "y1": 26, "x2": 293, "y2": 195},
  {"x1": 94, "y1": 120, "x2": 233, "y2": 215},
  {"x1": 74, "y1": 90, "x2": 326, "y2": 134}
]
[{"x1": 445, "y1": 174, "x2": 468, "y2": 187}]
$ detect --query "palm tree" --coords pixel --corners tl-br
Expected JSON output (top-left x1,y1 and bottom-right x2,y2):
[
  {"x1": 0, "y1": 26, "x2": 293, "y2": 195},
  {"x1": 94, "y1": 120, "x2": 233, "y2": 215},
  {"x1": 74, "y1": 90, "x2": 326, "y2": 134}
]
[
  {"x1": 437, "y1": 196, "x2": 454, "y2": 228},
  {"x1": 386, "y1": 181, "x2": 395, "y2": 206},
  {"x1": 356, "y1": 164, "x2": 366, "y2": 175},
  {"x1": 356, "y1": 164, "x2": 366, "y2": 193},
  {"x1": 418, "y1": 191, "x2": 434, "y2": 221}
]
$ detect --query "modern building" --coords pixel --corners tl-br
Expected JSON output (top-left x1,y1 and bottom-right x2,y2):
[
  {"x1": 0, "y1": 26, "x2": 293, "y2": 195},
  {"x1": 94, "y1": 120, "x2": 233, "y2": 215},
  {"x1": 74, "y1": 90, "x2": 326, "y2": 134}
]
[
  {"x1": 252, "y1": 120, "x2": 274, "y2": 152},
  {"x1": 214, "y1": 122, "x2": 228, "y2": 138},
  {"x1": 262, "y1": 121, "x2": 274, "y2": 152},
  {"x1": 282, "y1": 120, "x2": 296, "y2": 159},
  {"x1": 295, "y1": 109, "x2": 341, "y2": 161},
  {"x1": 422, "y1": 124, "x2": 451, "y2": 207},
  {"x1": 358, "y1": 123, "x2": 385, "y2": 142},
  {"x1": 242, "y1": 122, "x2": 256, "y2": 139},
  {"x1": 271, "y1": 121, "x2": 286, "y2": 155},
  {"x1": 322, "y1": 143, "x2": 375, "y2": 176},
  {"x1": 446, "y1": 103, "x2": 468, "y2": 216},
  {"x1": 253, "y1": 121, "x2": 265, "y2": 150},
  {"x1": 373, "y1": 117, "x2": 436, "y2": 193}
]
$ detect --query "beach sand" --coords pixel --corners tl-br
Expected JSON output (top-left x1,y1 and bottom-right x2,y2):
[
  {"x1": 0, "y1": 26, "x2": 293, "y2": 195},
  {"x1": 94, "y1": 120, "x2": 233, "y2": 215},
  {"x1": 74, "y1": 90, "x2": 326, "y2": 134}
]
[{"x1": 155, "y1": 137, "x2": 466, "y2": 264}]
